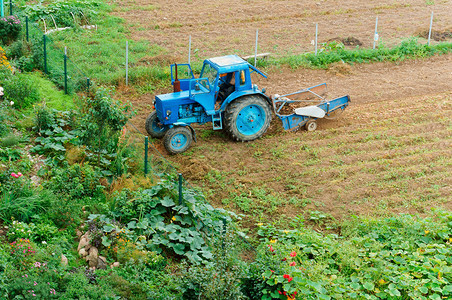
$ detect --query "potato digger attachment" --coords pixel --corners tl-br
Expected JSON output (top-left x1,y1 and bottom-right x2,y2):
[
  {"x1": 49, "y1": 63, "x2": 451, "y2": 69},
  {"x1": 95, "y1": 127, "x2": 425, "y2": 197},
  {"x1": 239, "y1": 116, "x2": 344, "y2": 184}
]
[{"x1": 272, "y1": 83, "x2": 350, "y2": 131}]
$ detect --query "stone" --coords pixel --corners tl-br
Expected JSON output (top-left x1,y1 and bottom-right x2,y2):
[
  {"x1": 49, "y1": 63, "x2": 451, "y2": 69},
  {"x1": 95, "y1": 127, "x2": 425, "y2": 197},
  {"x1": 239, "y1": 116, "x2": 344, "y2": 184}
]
[
  {"x1": 61, "y1": 254, "x2": 68, "y2": 266},
  {"x1": 77, "y1": 237, "x2": 90, "y2": 252},
  {"x1": 87, "y1": 247, "x2": 98, "y2": 268},
  {"x1": 97, "y1": 256, "x2": 107, "y2": 270},
  {"x1": 78, "y1": 248, "x2": 88, "y2": 257},
  {"x1": 111, "y1": 262, "x2": 120, "y2": 268},
  {"x1": 75, "y1": 229, "x2": 83, "y2": 238}
]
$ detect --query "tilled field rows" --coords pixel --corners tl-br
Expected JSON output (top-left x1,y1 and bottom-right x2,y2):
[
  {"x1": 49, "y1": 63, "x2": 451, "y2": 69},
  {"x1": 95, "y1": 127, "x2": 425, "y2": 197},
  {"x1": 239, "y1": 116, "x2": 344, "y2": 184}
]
[{"x1": 176, "y1": 92, "x2": 451, "y2": 222}]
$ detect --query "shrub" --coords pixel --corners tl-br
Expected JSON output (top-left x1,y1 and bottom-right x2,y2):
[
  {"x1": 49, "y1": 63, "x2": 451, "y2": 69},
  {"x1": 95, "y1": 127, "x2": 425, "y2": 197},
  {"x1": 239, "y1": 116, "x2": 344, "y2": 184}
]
[
  {"x1": 0, "y1": 46, "x2": 13, "y2": 72},
  {"x1": 0, "y1": 15, "x2": 21, "y2": 44},
  {"x1": 0, "y1": 102, "x2": 9, "y2": 137},
  {"x1": 2, "y1": 73, "x2": 40, "y2": 109}
]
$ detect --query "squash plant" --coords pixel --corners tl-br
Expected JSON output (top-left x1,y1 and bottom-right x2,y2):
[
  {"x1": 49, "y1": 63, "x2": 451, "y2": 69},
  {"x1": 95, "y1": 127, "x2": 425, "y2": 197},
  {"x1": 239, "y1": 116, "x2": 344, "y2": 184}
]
[{"x1": 88, "y1": 176, "x2": 236, "y2": 263}]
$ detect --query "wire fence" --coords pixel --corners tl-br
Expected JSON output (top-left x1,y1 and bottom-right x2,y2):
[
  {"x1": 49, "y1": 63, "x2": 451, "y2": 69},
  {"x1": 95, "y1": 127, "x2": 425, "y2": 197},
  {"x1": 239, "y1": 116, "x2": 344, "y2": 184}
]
[{"x1": 4, "y1": 1, "x2": 91, "y2": 95}]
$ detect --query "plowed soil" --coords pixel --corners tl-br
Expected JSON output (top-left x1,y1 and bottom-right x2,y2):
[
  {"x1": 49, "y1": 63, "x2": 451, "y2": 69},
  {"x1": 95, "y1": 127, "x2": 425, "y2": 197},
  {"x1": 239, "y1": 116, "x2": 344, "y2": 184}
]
[{"x1": 116, "y1": 0, "x2": 452, "y2": 223}]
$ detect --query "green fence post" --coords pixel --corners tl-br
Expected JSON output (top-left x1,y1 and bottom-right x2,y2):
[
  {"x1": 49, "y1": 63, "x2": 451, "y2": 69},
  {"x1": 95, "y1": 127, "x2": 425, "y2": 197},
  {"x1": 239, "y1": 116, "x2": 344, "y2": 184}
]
[
  {"x1": 222, "y1": 218, "x2": 227, "y2": 252},
  {"x1": 26, "y1": 16, "x2": 29, "y2": 42},
  {"x1": 64, "y1": 47, "x2": 68, "y2": 94},
  {"x1": 178, "y1": 173, "x2": 183, "y2": 205},
  {"x1": 144, "y1": 136, "x2": 148, "y2": 176},
  {"x1": 1, "y1": 0, "x2": 4, "y2": 18},
  {"x1": 86, "y1": 78, "x2": 90, "y2": 94},
  {"x1": 43, "y1": 34, "x2": 47, "y2": 74}
]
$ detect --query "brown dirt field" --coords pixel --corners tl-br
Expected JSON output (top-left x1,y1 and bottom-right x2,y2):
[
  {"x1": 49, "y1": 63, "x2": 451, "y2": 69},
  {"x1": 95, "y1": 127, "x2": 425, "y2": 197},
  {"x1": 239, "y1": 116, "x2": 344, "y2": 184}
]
[
  {"x1": 126, "y1": 54, "x2": 452, "y2": 225},
  {"x1": 112, "y1": 0, "x2": 452, "y2": 58},
  {"x1": 115, "y1": 0, "x2": 452, "y2": 224}
]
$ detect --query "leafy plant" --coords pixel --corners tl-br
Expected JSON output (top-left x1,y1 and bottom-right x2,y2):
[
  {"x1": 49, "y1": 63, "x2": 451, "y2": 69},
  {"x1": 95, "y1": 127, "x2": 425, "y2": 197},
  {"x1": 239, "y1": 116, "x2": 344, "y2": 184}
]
[
  {"x1": 1, "y1": 73, "x2": 40, "y2": 109},
  {"x1": 78, "y1": 87, "x2": 133, "y2": 166},
  {"x1": 88, "y1": 176, "x2": 235, "y2": 263},
  {"x1": 0, "y1": 15, "x2": 21, "y2": 44}
]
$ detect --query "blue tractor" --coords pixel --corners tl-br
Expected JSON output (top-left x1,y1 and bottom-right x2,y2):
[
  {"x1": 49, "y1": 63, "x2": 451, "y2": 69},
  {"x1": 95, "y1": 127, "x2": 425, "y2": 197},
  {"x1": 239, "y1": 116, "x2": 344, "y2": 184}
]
[{"x1": 146, "y1": 55, "x2": 272, "y2": 154}]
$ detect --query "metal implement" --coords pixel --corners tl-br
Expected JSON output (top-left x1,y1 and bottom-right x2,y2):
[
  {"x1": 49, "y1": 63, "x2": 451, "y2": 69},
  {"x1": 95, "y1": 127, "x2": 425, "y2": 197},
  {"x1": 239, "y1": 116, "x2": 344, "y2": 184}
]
[{"x1": 272, "y1": 83, "x2": 350, "y2": 131}]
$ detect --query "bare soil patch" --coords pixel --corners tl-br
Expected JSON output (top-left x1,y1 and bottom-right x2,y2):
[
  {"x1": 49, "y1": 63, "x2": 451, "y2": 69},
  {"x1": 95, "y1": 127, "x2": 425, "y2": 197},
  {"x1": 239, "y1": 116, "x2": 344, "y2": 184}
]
[{"x1": 111, "y1": 0, "x2": 452, "y2": 58}]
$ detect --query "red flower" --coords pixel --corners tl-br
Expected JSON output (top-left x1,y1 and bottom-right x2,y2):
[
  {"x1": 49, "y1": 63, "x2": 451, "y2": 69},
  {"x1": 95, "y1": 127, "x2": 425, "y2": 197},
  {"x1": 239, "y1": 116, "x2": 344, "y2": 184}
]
[
  {"x1": 268, "y1": 245, "x2": 275, "y2": 252},
  {"x1": 283, "y1": 291, "x2": 287, "y2": 296},
  {"x1": 278, "y1": 291, "x2": 282, "y2": 295},
  {"x1": 288, "y1": 276, "x2": 293, "y2": 282},
  {"x1": 270, "y1": 270, "x2": 274, "y2": 273},
  {"x1": 282, "y1": 258, "x2": 287, "y2": 261},
  {"x1": 290, "y1": 251, "x2": 297, "y2": 257},
  {"x1": 290, "y1": 262, "x2": 296, "y2": 266},
  {"x1": 283, "y1": 274, "x2": 290, "y2": 279}
]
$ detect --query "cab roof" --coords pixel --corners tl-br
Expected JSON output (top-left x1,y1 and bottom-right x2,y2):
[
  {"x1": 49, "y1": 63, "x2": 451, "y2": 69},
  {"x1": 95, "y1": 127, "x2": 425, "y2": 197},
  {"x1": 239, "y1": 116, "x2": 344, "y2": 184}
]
[
  {"x1": 205, "y1": 55, "x2": 249, "y2": 73},
  {"x1": 205, "y1": 55, "x2": 267, "y2": 78}
]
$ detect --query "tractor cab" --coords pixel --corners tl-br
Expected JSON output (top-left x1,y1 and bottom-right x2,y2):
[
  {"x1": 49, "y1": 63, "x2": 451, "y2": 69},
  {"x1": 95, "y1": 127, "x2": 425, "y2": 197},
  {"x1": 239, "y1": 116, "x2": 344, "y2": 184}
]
[{"x1": 148, "y1": 55, "x2": 271, "y2": 154}]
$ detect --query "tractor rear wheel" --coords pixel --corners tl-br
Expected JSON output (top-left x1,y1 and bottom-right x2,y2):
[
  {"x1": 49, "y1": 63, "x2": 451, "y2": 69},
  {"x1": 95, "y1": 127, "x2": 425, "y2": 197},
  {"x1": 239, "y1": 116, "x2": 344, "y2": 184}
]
[
  {"x1": 145, "y1": 110, "x2": 168, "y2": 138},
  {"x1": 163, "y1": 126, "x2": 193, "y2": 155},
  {"x1": 224, "y1": 95, "x2": 272, "y2": 142}
]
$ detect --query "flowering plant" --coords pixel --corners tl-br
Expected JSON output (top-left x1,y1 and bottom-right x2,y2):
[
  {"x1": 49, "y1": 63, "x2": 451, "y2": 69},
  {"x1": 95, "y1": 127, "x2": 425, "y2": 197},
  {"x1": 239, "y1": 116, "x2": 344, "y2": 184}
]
[
  {"x1": 0, "y1": 15, "x2": 21, "y2": 44},
  {"x1": 0, "y1": 46, "x2": 13, "y2": 72},
  {"x1": 261, "y1": 243, "x2": 301, "y2": 300},
  {"x1": 9, "y1": 238, "x2": 36, "y2": 270}
]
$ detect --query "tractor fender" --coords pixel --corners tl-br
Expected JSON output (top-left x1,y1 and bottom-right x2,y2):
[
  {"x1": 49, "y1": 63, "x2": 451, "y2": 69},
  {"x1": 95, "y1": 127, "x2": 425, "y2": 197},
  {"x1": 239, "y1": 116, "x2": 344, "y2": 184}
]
[
  {"x1": 173, "y1": 122, "x2": 197, "y2": 143},
  {"x1": 220, "y1": 90, "x2": 271, "y2": 111}
]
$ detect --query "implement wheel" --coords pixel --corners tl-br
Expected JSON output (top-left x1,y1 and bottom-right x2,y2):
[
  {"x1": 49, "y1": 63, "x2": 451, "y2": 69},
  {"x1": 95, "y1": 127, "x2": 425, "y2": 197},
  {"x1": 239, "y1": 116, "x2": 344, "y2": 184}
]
[
  {"x1": 224, "y1": 95, "x2": 272, "y2": 142},
  {"x1": 163, "y1": 126, "x2": 193, "y2": 155},
  {"x1": 305, "y1": 119, "x2": 317, "y2": 132},
  {"x1": 145, "y1": 110, "x2": 168, "y2": 138}
]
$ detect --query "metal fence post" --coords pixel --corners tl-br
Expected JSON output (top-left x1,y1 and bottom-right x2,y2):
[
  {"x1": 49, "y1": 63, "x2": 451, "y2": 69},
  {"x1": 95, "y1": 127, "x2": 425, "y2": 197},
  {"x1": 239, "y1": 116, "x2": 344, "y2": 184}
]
[
  {"x1": 1, "y1": 0, "x2": 4, "y2": 18},
  {"x1": 373, "y1": 17, "x2": 379, "y2": 49},
  {"x1": 254, "y1": 29, "x2": 258, "y2": 66},
  {"x1": 178, "y1": 173, "x2": 183, "y2": 205},
  {"x1": 144, "y1": 136, "x2": 149, "y2": 176},
  {"x1": 8, "y1": 0, "x2": 11, "y2": 15},
  {"x1": 64, "y1": 47, "x2": 68, "y2": 94},
  {"x1": 427, "y1": 11, "x2": 434, "y2": 46},
  {"x1": 26, "y1": 16, "x2": 29, "y2": 42},
  {"x1": 43, "y1": 34, "x2": 47, "y2": 74},
  {"x1": 222, "y1": 218, "x2": 227, "y2": 252},
  {"x1": 86, "y1": 78, "x2": 90, "y2": 93},
  {"x1": 315, "y1": 23, "x2": 318, "y2": 55},
  {"x1": 125, "y1": 41, "x2": 128, "y2": 86},
  {"x1": 188, "y1": 35, "x2": 191, "y2": 65}
]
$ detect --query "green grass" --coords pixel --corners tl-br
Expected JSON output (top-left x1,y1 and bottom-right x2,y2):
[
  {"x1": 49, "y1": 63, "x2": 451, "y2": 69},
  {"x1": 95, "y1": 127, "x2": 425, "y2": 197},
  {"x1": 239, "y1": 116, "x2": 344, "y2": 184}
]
[{"x1": 254, "y1": 39, "x2": 452, "y2": 69}]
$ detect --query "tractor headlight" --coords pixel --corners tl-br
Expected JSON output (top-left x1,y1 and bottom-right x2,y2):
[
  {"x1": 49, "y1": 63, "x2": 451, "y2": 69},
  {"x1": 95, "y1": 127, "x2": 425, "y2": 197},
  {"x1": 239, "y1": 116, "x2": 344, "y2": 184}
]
[{"x1": 166, "y1": 110, "x2": 172, "y2": 116}]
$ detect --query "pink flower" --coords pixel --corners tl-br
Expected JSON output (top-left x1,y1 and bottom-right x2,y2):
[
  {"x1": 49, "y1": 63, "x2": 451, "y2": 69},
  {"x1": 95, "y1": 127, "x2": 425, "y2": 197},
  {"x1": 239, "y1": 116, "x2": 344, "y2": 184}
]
[
  {"x1": 268, "y1": 245, "x2": 274, "y2": 252},
  {"x1": 290, "y1": 251, "x2": 297, "y2": 257},
  {"x1": 17, "y1": 172, "x2": 23, "y2": 177},
  {"x1": 290, "y1": 262, "x2": 296, "y2": 266},
  {"x1": 34, "y1": 281, "x2": 37, "y2": 286}
]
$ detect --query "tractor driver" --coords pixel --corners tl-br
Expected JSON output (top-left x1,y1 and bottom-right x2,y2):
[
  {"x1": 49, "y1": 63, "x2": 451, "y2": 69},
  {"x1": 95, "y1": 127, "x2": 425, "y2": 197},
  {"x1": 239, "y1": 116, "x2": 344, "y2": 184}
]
[{"x1": 217, "y1": 72, "x2": 235, "y2": 103}]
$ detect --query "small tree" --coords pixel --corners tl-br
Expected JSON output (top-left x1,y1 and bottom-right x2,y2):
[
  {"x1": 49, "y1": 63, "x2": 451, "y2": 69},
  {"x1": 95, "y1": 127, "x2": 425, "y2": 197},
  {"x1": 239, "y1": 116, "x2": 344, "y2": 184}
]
[{"x1": 79, "y1": 87, "x2": 134, "y2": 164}]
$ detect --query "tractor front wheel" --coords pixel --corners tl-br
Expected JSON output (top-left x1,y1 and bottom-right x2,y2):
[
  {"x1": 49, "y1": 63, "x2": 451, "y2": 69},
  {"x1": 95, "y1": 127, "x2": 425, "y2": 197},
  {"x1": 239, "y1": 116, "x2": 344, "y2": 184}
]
[
  {"x1": 163, "y1": 126, "x2": 193, "y2": 155},
  {"x1": 224, "y1": 95, "x2": 272, "y2": 142},
  {"x1": 145, "y1": 110, "x2": 168, "y2": 138}
]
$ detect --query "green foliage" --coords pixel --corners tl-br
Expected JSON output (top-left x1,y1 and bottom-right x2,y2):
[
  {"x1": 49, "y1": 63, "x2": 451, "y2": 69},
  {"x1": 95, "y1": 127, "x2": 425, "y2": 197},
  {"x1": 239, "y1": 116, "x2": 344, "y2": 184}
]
[
  {"x1": 88, "y1": 176, "x2": 234, "y2": 263},
  {"x1": 31, "y1": 107, "x2": 78, "y2": 163},
  {"x1": 79, "y1": 87, "x2": 132, "y2": 152},
  {"x1": 0, "y1": 102, "x2": 10, "y2": 137},
  {"x1": 19, "y1": 0, "x2": 103, "y2": 27},
  {"x1": 257, "y1": 39, "x2": 452, "y2": 69},
  {"x1": 179, "y1": 234, "x2": 247, "y2": 300},
  {"x1": 1, "y1": 73, "x2": 40, "y2": 109},
  {"x1": 254, "y1": 210, "x2": 452, "y2": 299},
  {"x1": 0, "y1": 15, "x2": 22, "y2": 44}
]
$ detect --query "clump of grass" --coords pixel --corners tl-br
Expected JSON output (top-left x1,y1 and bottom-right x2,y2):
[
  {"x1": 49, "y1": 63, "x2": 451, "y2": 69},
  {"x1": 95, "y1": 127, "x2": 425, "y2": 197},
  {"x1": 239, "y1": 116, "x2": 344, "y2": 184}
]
[{"x1": 255, "y1": 38, "x2": 452, "y2": 69}]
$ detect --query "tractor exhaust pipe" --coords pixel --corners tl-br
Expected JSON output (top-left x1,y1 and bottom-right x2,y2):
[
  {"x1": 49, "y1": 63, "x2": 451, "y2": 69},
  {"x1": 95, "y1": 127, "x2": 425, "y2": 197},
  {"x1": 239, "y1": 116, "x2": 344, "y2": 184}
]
[{"x1": 173, "y1": 63, "x2": 181, "y2": 92}]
